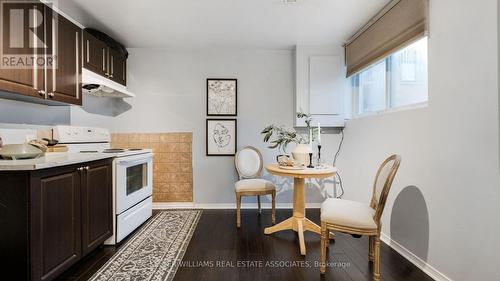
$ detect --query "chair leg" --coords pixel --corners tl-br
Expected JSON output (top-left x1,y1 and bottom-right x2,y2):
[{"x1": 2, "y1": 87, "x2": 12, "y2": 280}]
[
  {"x1": 257, "y1": 195, "x2": 261, "y2": 214},
  {"x1": 271, "y1": 191, "x2": 276, "y2": 224},
  {"x1": 236, "y1": 193, "x2": 241, "y2": 228},
  {"x1": 369, "y1": 236, "x2": 375, "y2": 262},
  {"x1": 320, "y1": 221, "x2": 328, "y2": 274},
  {"x1": 373, "y1": 235, "x2": 381, "y2": 281}
]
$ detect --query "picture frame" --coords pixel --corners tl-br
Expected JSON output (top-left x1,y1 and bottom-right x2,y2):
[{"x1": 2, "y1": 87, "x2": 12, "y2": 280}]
[
  {"x1": 206, "y1": 119, "x2": 237, "y2": 156},
  {"x1": 206, "y1": 78, "x2": 237, "y2": 116}
]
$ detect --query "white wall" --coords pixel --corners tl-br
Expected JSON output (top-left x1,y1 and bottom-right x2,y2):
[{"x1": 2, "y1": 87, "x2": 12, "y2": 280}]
[
  {"x1": 337, "y1": 0, "x2": 500, "y2": 280},
  {"x1": 71, "y1": 48, "x2": 343, "y2": 204},
  {"x1": 0, "y1": 97, "x2": 70, "y2": 125}
]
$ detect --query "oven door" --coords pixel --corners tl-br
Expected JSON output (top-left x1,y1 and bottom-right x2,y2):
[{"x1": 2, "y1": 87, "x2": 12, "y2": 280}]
[{"x1": 115, "y1": 153, "x2": 153, "y2": 214}]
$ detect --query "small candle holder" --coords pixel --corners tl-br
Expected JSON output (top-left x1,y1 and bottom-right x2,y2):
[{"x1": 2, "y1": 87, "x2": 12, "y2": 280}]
[
  {"x1": 307, "y1": 152, "x2": 314, "y2": 168},
  {"x1": 317, "y1": 145, "x2": 322, "y2": 167}
]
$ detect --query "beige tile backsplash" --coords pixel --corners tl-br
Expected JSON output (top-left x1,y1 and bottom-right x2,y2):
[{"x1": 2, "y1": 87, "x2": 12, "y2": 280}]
[{"x1": 111, "y1": 132, "x2": 193, "y2": 202}]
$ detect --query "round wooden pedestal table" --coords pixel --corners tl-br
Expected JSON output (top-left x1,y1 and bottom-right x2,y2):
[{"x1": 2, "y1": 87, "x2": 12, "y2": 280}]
[{"x1": 264, "y1": 163, "x2": 337, "y2": 255}]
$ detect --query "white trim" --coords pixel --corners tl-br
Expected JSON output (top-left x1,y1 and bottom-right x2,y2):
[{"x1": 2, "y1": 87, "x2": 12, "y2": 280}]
[
  {"x1": 352, "y1": 101, "x2": 428, "y2": 120},
  {"x1": 152, "y1": 202, "x2": 322, "y2": 210},
  {"x1": 380, "y1": 232, "x2": 452, "y2": 281},
  {"x1": 152, "y1": 202, "x2": 195, "y2": 209}
]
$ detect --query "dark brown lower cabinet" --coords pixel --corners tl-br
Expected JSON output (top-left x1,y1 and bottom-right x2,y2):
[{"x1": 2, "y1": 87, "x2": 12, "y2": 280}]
[
  {"x1": 0, "y1": 158, "x2": 113, "y2": 281},
  {"x1": 81, "y1": 162, "x2": 112, "y2": 255},
  {"x1": 31, "y1": 167, "x2": 82, "y2": 281}
]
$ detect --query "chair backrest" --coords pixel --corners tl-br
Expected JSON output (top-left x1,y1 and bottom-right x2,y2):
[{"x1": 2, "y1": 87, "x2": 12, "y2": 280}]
[
  {"x1": 370, "y1": 154, "x2": 402, "y2": 224},
  {"x1": 235, "y1": 146, "x2": 263, "y2": 179}
]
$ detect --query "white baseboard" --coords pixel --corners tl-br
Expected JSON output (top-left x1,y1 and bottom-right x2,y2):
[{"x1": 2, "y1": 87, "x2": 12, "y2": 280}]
[
  {"x1": 152, "y1": 202, "x2": 196, "y2": 209},
  {"x1": 380, "y1": 233, "x2": 451, "y2": 281},
  {"x1": 152, "y1": 202, "x2": 322, "y2": 210}
]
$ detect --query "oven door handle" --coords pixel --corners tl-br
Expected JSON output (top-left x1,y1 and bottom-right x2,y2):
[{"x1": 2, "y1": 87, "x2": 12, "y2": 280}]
[{"x1": 115, "y1": 153, "x2": 154, "y2": 165}]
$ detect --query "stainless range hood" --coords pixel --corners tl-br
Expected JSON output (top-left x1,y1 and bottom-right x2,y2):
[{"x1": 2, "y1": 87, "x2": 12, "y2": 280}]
[{"x1": 82, "y1": 68, "x2": 135, "y2": 98}]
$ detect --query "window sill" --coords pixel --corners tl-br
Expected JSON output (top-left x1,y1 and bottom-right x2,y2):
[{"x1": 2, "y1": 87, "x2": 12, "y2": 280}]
[{"x1": 351, "y1": 101, "x2": 428, "y2": 120}]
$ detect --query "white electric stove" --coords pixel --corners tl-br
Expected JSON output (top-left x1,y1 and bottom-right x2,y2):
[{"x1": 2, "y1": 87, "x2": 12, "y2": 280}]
[{"x1": 52, "y1": 125, "x2": 153, "y2": 244}]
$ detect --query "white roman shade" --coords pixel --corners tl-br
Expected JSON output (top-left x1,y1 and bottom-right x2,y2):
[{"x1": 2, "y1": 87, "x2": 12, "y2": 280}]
[{"x1": 345, "y1": 0, "x2": 429, "y2": 77}]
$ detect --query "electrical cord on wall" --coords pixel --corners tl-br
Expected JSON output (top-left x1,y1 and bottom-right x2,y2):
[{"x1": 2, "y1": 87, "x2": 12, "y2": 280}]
[
  {"x1": 336, "y1": 172, "x2": 344, "y2": 198},
  {"x1": 333, "y1": 128, "x2": 344, "y2": 198}
]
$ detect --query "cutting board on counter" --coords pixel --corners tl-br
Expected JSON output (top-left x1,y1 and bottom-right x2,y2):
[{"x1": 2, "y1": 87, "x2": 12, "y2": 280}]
[{"x1": 47, "y1": 145, "x2": 68, "y2": 153}]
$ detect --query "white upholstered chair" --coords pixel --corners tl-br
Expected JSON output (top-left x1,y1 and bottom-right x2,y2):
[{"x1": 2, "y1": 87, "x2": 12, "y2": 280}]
[
  {"x1": 234, "y1": 146, "x2": 276, "y2": 228},
  {"x1": 319, "y1": 155, "x2": 401, "y2": 281}
]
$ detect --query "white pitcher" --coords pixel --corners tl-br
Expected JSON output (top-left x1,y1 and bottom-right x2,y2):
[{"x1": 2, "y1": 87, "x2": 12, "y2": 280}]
[{"x1": 292, "y1": 143, "x2": 312, "y2": 166}]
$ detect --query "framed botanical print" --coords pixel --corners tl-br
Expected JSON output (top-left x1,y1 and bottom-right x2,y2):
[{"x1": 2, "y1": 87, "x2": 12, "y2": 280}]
[
  {"x1": 207, "y1": 78, "x2": 237, "y2": 116},
  {"x1": 206, "y1": 119, "x2": 237, "y2": 156}
]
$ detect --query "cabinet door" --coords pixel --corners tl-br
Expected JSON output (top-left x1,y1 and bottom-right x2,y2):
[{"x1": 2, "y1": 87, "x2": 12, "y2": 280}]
[
  {"x1": 83, "y1": 30, "x2": 107, "y2": 76},
  {"x1": 46, "y1": 13, "x2": 82, "y2": 105},
  {"x1": 81, "y1": 161, "x2": 113, "y2": 255},
  {"x1": 294, "y1": 47, "x2": 345, "y2": 127},
  {"x1": 108, "y1": 48, "x2": 126, "y2": 85},
  {"x1": 309, "y1": 56, "x2": 344, "y2": 115},
  {"x1": 0, "y1": 2, "x2": 45, "y2": 99},
  {"x1": 30, "y1": 167, "x2": 81, "y2": 281}
]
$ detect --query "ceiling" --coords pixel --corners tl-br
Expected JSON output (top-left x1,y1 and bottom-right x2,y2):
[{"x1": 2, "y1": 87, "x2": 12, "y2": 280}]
[{"x1": 57, "y1": 0, "x2": 388, "y2": 49}]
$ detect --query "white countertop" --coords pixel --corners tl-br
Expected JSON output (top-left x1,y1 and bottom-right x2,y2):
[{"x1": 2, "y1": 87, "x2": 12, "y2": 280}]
[{"x1": 0, "y1": 152, "x2": 115, "y2": 171}]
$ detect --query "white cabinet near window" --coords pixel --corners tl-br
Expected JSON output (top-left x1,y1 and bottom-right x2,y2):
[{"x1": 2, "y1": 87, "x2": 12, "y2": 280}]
[{"x1": 294, "y1": 46, "x2": 346, "y2": 127}]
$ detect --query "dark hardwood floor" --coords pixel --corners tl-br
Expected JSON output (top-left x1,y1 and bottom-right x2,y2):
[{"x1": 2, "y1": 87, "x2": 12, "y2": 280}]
[{"x1": 58, "y1": 209, "x2": 433, "y2": 281}]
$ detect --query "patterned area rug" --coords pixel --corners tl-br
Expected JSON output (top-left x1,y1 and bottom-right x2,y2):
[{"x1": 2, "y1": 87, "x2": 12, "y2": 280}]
[{"x1": 90, "y1": 210, "x2": 202, "y2": 281}]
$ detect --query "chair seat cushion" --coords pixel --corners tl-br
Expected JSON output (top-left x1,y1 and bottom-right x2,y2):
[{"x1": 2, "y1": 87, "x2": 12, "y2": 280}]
[
  {"x1": 235, "y1": 179, "x2": 275, "y2": 192},
  {"x1": 321, "y1": 198, "x2": 377, "y2": 230}
]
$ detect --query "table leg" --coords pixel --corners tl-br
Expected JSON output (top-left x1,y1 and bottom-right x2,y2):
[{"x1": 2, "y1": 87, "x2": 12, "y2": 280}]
[
  {"x1": 297, "y1": 219, "x2": 306, "y2": 255},
  {"x1": 304, "y1": 218, "x2": 321, "y2": 234},
  {"x1": 264, "y1": 177, "x2": 336, "y2": 255},
  {"x1": 304, "y1": 218, "x2": 335, "y2": 239},
  {"x1": 292, "y1": 178, "x2": 306, "y2": 218},
  {"x1": 264, "y1": 217, "x2": 294, "y2": 234},
  {"x1": 264, "y1": 178, "x2": 312, "y2": 255},
  {"x1": 294, "y1": 178, "x2": 307, "y2": 255}
]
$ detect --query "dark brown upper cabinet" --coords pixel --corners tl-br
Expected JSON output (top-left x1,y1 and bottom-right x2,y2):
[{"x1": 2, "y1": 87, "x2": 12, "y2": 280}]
[
  {"x1": 83, "y1": 31, "x2": 107, "y2": 77},
  {"x1": 46, "y1": 11, "x2": 82, "y2": 105},
  {"x1": 0, "y1": 2, "x2": 82, "y2": 106},
  {"x1": 83, "y1": 30, "x2": 127, "y2": 86},
  {"x1": 108, "y1": 48, "x2": 127, "y2": 85},
  {"x1": 0, "y1": 1, "x2": 46, "y2": 100}
]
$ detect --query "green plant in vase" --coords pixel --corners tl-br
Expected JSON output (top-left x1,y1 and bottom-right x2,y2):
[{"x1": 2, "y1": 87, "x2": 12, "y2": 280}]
[{"x1": 261, "y1": 111, "x2": 317, "y2": 166}]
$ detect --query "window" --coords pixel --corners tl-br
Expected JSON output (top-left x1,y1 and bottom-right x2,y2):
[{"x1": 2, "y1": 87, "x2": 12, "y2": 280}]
[
  {"x1": 353, "y1": 37, "x2": 428, "y2": 116},
  {"x1": 357, "y1": 60, "x2": 386, "y2": 113},
  {"x1": 126, "y1": 163, "x2": 148, "y2": 195}
]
